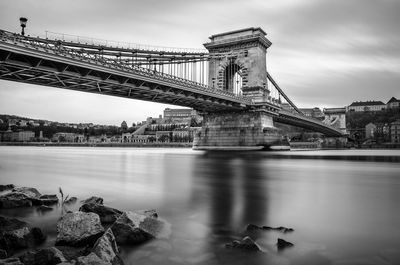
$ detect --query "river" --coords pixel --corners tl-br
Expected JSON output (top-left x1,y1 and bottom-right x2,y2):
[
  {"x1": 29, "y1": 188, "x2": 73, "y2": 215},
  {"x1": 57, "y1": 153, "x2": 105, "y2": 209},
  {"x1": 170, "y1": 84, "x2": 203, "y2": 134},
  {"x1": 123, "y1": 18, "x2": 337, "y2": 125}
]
[{"x1": 0, "y1": 147, "x2": 400, "y2": 265}]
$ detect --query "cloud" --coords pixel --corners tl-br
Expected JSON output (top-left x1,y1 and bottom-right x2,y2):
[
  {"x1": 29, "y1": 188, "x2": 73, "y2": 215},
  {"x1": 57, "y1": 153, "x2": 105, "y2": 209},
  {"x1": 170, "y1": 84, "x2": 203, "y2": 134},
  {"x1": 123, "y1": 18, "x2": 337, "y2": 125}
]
[{"x1": 0, "y1": 0, "x2": 399, "y2": 124}]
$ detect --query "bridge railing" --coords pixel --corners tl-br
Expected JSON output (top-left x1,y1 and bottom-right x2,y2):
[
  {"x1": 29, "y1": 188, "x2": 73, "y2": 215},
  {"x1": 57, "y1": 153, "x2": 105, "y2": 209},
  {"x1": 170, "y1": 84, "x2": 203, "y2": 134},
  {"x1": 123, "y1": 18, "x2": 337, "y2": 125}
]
[
  {"x1": 45, "y1": 30, "x2": 209, "y2": 54},
  {"x1": 0, "y1": 30, "x2": 252, "y2": 105}
]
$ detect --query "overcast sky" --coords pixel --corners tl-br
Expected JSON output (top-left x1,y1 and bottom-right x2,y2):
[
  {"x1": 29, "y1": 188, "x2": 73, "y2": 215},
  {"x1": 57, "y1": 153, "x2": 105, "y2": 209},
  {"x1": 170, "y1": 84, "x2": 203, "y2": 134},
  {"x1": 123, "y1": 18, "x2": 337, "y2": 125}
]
[{"x1": 0, "y1": 0, "x2": 399, "y2": 125}]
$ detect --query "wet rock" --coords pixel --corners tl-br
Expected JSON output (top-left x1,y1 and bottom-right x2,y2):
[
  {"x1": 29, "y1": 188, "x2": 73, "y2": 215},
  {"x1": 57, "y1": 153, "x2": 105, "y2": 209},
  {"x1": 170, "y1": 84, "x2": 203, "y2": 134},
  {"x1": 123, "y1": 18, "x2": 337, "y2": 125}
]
[
  {"x1": 64, "y1": 197, "x2": 78, "y2": 205},
  {"x1": 11, "y1": 187, "x2": 41, "y2": 199},
  {"x1": 263, "y1": 226, "x2": 294, "y2": 233},
  {"x1": 92, "y1": 229, "x2": 123, "y2": 265},
  {"x1": 81, "y1": 197, "x2": 103, "y2": 205},
  {"x1": 246, "y1": 224, "x2": 294, "y2": 233},
  {"x1": 110, "y1": 211, "x2": 168, "y2": 245},
  {"x1": 225, "y1": 236, "x2": 260, "y2": 251},
  {"x1": 19, "y1": 247, "x2": 67, "y2": 265},
  {"x1": 276, "y1": 238, "x2": 294, "y2": 250},
  {"x1": 245, "y1": 224, "x2": 261, "y2": 231},
  {"x1": 37, "y1": 205, "x2": 53, "y2": 212},
  {"x1": 135, "y1": 209, "x2": 158, "y2": 219},
  {"x1": 55, "y1": 246, "x2": 90, "y2": 261},
  {"x1": 38, "y1": 195, "x2": 59, "y2": 206},
  {"x1": 0, "y1": 249, "x2": 6, "y2": 259},
  {"x1": 0, "y1": 258, "x2": 24, "y2": 265},
  {"x1": 0, "y1": 185, "x2": 14, "y2": 192},
  {"x1": 75, "y1": 253, "x2": 108, "y2": 265},
  {"x1": 0, "y1": 193, "x2": 32, "y2": 209},
  {"x1": 56, "y1": 212, "x2": 104, "y2": 247},
  {"x1": 79, "y1": 204, "x2": 122, "y2": 224},
  {"x1": 0, "y1": 216, "x2": 45, "y2": 252}
]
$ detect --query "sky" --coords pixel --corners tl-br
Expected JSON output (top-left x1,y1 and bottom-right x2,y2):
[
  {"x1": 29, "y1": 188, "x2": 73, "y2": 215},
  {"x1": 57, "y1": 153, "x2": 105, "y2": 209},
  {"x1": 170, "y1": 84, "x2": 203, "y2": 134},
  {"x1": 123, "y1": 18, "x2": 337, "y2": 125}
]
[{"x1": 0, "y1": 0, "x2": 399, "y2": 126}]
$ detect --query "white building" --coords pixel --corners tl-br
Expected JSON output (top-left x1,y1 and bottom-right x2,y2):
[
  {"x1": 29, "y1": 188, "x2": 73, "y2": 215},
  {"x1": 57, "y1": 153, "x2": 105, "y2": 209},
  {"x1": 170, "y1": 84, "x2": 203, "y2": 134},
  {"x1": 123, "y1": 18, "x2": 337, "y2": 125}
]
[{"x1": 347, "y1": 101, "x2": 385, "y2": 112}]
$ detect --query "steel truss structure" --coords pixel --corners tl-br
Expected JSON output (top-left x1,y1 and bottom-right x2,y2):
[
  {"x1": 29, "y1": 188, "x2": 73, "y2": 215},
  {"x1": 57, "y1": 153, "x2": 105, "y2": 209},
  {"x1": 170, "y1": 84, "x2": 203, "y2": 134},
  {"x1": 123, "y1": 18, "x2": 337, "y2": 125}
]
[{"x1": 0, "y1": 29, "x2": 344, "y2": 137}]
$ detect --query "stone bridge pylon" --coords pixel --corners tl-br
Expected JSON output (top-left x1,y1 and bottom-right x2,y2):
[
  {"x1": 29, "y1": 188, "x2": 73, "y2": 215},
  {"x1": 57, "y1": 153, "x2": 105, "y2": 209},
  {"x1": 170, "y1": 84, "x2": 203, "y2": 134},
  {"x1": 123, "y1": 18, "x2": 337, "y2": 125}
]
[{"x1": 193, "y1": 28, "x2": 285, "y2": 150}]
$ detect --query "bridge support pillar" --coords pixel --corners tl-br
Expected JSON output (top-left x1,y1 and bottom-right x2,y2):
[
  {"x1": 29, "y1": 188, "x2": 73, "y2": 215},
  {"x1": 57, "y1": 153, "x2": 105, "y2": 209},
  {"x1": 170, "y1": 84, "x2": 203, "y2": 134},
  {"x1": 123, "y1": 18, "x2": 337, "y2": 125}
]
[{"x1": 193, "y1": 111, "x2": 286, "y2": 150}]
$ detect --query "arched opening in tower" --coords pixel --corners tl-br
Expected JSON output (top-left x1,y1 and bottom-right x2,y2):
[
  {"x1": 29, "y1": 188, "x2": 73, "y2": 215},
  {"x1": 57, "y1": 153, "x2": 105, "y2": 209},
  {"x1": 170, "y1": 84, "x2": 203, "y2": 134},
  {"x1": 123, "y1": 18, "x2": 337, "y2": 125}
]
[{"x1": 224, "y1": 63, "x2": 243, "y2": 95}]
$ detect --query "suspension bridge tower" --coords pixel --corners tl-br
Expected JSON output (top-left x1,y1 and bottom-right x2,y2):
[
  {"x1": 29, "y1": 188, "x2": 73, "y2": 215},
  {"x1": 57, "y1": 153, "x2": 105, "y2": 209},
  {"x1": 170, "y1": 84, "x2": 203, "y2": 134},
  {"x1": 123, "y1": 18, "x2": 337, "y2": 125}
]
[
  {"x1": 204, "y1": 27, "x2": 271, "y2": 98},
  {"x1": 193, "y1": 28, "x2": 286, "y2": 150}
]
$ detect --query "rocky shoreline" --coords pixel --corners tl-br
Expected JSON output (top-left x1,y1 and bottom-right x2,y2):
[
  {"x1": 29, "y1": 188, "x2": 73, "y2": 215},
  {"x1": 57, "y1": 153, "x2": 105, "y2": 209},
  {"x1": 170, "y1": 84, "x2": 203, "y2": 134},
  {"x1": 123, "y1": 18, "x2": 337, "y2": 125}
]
[
  {"x1": 0, "y1": 184, "x2": 295, "y2": 264},
  {"x1": 0, "y1": 184, "x2": 170, "y2": 265}
]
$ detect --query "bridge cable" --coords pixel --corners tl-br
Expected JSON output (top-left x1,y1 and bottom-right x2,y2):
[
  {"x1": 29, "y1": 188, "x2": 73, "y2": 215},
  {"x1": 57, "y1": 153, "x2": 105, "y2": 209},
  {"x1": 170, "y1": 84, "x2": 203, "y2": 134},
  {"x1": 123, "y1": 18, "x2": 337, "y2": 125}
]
[{"x1": 266, "y1": 72, "x2": 303, "y2": 115}]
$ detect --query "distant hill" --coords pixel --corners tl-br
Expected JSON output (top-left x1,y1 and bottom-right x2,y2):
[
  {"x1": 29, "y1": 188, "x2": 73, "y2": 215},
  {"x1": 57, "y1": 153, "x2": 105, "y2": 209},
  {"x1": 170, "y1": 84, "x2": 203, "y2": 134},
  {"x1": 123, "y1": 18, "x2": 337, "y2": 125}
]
[{"x1": 346, "y1": 108, "x2": 400, "y2": 129}]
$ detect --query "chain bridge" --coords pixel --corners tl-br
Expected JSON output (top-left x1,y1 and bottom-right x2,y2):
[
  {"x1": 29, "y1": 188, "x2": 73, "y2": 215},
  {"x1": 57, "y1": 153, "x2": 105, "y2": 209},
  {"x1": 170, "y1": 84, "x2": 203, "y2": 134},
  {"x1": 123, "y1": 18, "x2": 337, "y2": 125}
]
[{"x1": 0, "y1": 27, "x2": 345, "y2": 150}]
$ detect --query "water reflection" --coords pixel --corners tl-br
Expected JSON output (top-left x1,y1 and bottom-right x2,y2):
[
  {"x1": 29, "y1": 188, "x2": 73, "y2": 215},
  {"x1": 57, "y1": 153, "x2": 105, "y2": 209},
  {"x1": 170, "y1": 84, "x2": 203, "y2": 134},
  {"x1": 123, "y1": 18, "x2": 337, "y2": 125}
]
[{"x1": 0, "y1": 147, "x2": 400, "y2": 265}]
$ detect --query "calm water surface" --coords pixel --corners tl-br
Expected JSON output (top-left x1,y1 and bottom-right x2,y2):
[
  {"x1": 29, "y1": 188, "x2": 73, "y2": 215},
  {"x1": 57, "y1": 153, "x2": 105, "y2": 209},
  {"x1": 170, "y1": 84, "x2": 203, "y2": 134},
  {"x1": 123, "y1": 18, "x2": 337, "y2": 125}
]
[{"x1": 0, "y1": 147, "x2": 400, "y2": 265}]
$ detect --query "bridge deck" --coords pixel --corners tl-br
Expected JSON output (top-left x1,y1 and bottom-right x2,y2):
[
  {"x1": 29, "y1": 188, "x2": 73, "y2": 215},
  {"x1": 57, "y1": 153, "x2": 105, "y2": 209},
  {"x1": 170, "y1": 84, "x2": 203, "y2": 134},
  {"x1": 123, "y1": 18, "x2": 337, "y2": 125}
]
[
  {"x1": 0, "y1": 30, "x2": 252, "y2": 112},
  {"x1": 0, "y1": 29, "x2": 344, "y2": 137}
]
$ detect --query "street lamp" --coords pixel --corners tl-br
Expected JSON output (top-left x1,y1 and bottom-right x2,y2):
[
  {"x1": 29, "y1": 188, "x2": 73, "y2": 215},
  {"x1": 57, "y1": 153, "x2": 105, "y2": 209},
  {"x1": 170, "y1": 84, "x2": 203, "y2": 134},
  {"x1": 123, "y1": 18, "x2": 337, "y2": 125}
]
[{"x1": 19, "y1": 17, "x2": 28, "y2": 36}]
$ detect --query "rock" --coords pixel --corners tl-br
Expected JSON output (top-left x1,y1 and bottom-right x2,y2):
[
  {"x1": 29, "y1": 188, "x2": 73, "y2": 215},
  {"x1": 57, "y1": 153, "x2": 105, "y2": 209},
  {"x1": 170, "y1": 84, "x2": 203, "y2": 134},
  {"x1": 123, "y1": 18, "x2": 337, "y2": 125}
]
[
  {"x1": 37, "y1": 205, "x2": 53, "y2": 212},
  {"x1": 92, "y1": 229, "x2": 123, "y2": 265},
  {"x1": 246, "y1": 224, "x2": 294, "y2": 233},
  {"x1": 245, "y1": 224, "x2": 261, "y2": 231},
  {"x1": 0, "y1": 258, "x2": 24, "y2": 265},
  {"x1": 79, "y1": 204, "x2": 122, "y2": 224},
  {"x1": 135, "y1": 209, "x2": 158, "y2": 219},
  {"x1": 263, "y1": 226, "x2": 294, "y2": 233},
  {"x1": 11, "y1": 187, "x2": 41, "y2": 199},
  {"x1": 0, "y1": 185, "x2": 14, "y2": 192},
  {"x1": 110, "y1": 211, "x2": 168, "y2": 245},
  {"x1": 75, "y1": 253, "x2": 108, "y2": 265},
  {"x1": 19, "y1": 247, "x2": 67, "y2": 265},
  {"x1": 276, "y1": 238, "x2": 294, "y2": 250},
  {"x1": 64, "y1": 197, "x2": 78, "y2": 205},
  {"x1": 0, "y1": 193, "x2": 32, "y2": 209},
  {"x1": 55, "y1": 246, "x2": 90, "y2": 261},
  {"x1": 56, "y1": 212, "x2": 104, "y2": 247},
  {"x1": 225, "y1": 236, "x2": 260, "y2": 251},
  {"x1": 0, "y1": 249, "x2": 6, "y2": 259},
  {"x1": 38, "y1": 195, "x2": 59, "y2": 206},
  {"x1": 0, "y1": 216, "x2": 46, "y2": 252},
  {"x1": 81, "y1": 197, "x2": 103, "y2": 205}
]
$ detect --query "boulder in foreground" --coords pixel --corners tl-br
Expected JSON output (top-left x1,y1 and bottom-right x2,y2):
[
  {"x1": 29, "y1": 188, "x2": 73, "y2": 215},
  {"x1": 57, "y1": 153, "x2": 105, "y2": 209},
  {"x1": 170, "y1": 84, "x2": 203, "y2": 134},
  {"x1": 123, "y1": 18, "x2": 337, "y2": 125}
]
[
  {"x1": 11, "y1": 187, "x2": 41, "y2": 199},
  {"x1": 225, "y1": 236, "x2": 261, "y2": 251},
  {"x1": 19, "y1": 247, "x2": 67, "y2": 265},
  {"x1": 0, "y1": 257, "x2": 24, "y2": 265},
  {"x1": 0, "y1": 193, "x2": 32, "y2": 209},
  {"x1": 0, "y1": 185, "x2": 14, "y2": 192},
  {"x1": 37, "y1": 194, "x2": 59, "y2": 206},
  {"x1": 56, "y1": 212, "x2": 104, "y2": 247},
  {"x1": 92, "y1": 229, "x2": 124, "y2": 265},
  {"x1": 0, "y1": 216, "x2": 45, "y2": 253},
  {"x1": 111, "y1": 211, "x2": 169, "y2": 245},
  {"x1": 81, "y1": 197, "x2": 103, "y2": 205},
  {"x1": 276, "y1": 238, "x2": 294, "y2": 250},
  {"x1": 75, "y1": 253, "x2": 109, "y2": 265},
  {"x1": 79, "y1": 203, "x2": 122, "y2": 224}
]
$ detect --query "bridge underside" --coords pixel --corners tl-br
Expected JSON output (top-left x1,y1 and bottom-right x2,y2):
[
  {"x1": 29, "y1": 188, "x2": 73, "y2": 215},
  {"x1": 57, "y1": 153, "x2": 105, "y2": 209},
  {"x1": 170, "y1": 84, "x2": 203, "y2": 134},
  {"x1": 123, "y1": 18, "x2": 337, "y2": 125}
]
[
  {"x1": 275, "y1": 110, "x2": 344, "y2": 137},
  {"x1": 0, "y1": 46, "x2": 248, "y2": 112}
]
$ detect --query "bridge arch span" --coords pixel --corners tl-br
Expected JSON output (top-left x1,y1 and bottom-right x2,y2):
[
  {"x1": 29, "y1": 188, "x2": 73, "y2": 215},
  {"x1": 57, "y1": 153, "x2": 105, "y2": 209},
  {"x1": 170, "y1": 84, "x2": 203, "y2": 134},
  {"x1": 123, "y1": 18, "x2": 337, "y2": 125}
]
[{"x1": 219, "y1": 59, "x2": 245, "y2": 95}]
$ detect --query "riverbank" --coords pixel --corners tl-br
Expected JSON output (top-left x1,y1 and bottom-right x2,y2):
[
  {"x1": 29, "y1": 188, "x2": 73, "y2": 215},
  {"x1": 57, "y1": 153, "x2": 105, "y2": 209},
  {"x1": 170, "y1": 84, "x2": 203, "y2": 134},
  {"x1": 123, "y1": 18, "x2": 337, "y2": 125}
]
[{"x1": 0, "y1": 142, "x2": 192, "y2": 148}]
